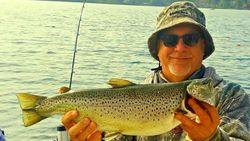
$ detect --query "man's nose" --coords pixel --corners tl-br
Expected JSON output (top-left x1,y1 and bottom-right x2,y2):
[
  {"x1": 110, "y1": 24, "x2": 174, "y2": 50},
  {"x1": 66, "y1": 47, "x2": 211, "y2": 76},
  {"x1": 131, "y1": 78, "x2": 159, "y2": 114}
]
[{"x1": 174, "y1": 39, "x2": 188, "y2": 52}]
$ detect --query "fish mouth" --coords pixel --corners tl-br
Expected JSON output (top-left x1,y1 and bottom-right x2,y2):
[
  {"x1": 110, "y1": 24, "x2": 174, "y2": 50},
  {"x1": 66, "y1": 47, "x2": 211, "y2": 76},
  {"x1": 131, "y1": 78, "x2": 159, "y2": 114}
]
[
  {"x1": 175, "y1": 93, "x2": 195, "y2": 115},
  {"x1": 175, "y1": 108, "x2": 188, "y2": 114},
  {"x1": 184, "y1": 93, "x2": 195, "y2": 114}
]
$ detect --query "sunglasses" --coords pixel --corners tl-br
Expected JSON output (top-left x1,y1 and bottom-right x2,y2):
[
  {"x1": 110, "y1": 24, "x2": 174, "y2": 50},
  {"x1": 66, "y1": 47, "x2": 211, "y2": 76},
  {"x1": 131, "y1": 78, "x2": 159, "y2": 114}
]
[{"x1": 159, "y1": 33, "x2": 203, "y2": 47}]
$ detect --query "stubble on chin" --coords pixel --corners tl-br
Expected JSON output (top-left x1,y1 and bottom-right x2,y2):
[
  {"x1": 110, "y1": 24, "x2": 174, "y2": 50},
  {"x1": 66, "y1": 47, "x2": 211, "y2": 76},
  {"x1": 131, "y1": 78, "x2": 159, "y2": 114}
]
[{"x1": 168, "y1": 62, "x2": 192, "y2": 77}]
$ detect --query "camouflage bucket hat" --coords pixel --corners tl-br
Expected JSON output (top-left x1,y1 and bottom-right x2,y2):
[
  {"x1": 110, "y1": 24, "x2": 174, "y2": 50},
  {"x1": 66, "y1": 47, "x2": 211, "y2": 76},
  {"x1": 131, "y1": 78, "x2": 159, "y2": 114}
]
[{"x1": 148, "y1": 1, "x2": 215, "y2": 60}]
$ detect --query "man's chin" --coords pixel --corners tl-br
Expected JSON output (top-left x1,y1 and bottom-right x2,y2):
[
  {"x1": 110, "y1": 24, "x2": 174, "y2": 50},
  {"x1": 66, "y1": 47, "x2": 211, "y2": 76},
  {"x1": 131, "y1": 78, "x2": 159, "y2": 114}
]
[{"x1": 168, "y1": 64, "x2": 191, "y2": 77}]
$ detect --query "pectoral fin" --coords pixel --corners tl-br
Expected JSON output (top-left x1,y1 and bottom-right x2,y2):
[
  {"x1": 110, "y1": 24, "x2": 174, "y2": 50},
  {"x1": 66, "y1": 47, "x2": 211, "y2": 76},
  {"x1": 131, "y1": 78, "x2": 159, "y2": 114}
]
[
  {"x1": 103, "y1": 132, "x2": 121, "y2": 141},
  {"x1": 107, "y1": 78, "x2": 136, "y2": 88}
]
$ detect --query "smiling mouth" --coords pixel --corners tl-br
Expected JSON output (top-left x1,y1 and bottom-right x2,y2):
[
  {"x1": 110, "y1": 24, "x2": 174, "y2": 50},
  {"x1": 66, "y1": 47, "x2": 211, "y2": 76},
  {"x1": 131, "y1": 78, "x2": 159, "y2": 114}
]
[
  {"x1": 170, "y1": 57, "x2": 192, "y2": 60},
  {"x1": 169, "y1": 52, "x2": 192, "y2": 60}
]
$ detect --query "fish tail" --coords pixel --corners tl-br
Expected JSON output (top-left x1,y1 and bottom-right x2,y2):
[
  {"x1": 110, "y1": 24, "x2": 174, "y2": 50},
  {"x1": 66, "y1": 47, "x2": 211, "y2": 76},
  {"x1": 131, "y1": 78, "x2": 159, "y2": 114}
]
[{"x1": 16, "y1": 93, "x2": 47, "y2": 127}]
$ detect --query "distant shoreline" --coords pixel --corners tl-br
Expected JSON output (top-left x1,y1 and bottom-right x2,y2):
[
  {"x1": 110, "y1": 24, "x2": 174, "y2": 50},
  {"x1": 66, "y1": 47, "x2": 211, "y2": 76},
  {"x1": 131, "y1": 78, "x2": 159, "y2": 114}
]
[
  {"x1": 38, "y1": 0, "x2": 250, "y2": 10},
  {"x1": 37, "y1": 0, "x2": 155, "y2": 6}
]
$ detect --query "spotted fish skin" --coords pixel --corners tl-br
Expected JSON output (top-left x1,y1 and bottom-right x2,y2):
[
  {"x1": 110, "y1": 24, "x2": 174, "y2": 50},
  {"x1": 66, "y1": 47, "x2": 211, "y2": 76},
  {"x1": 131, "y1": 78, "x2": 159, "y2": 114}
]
[{"x1": 16, "y1": 78, "x2": 215, "y2": 136}]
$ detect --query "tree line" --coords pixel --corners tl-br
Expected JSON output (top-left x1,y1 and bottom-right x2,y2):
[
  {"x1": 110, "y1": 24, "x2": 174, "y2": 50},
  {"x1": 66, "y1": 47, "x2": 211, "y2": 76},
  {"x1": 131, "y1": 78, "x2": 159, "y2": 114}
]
[{"x1": 47, "y1": 0, "x2": 250, "y2": 9}]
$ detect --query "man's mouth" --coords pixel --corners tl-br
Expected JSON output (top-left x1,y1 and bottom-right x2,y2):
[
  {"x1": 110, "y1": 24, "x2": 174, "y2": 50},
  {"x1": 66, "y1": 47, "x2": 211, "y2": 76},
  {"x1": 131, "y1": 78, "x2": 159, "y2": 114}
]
[
  {"x1": 169, "y1": 56, "x2": 192, "y2": 60},
  {"x1": 169, "y1": 53, "x2": 192, "y2": 59}
]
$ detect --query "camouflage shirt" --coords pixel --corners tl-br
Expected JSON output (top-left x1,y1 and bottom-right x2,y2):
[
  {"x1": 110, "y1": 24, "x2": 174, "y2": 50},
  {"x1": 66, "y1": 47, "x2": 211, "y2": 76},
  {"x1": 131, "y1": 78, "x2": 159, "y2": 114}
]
[{"x1": 110, "y1": 66, "x2": 250, "y2": 141}]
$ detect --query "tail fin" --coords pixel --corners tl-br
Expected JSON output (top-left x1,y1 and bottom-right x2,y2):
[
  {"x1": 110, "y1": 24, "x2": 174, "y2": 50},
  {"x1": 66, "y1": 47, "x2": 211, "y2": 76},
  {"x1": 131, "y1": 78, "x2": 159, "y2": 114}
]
[{"x1": 16, "y1": 93, "x2": 47, "y2": 127}]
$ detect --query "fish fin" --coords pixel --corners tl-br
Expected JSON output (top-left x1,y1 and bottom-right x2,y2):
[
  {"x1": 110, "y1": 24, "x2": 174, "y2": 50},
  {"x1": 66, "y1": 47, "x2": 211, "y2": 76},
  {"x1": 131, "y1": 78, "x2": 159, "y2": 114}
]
[
  {"x1": 104, "y1": 132, "x2": 121, "y2": 141},
  {"x1": 16, "y1": 93, "x2": 47, "y2": 127},
  {"x1": 107, "y1": 78, "x2": 136, "y2": 88},
  {"x1": 22, "y1": 110, "x2": 46, "y2": 127},
  {"x1": 16, "y1": 93, "x2": 46, "y2": 110}
]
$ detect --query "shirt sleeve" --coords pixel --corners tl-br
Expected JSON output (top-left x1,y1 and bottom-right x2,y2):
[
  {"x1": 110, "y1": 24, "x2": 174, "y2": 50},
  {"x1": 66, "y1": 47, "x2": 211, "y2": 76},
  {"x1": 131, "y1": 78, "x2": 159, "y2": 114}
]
[{"x1": 210, "y1": 81, "x2": 250, "y2": 141}]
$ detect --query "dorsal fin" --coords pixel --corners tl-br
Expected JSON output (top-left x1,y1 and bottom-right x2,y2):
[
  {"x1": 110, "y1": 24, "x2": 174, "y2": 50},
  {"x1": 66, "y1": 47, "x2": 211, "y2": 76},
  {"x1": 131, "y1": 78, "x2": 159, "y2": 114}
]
[{"x1": 107, "y1": 78, "x2": 136, "y2": 88}]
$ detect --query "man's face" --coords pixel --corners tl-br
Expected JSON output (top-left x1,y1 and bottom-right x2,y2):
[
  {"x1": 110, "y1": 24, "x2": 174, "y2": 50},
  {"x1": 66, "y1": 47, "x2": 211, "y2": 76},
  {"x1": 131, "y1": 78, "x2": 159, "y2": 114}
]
[{"x1": 157, "y1": 24, "x2": 205, "y2": 81}]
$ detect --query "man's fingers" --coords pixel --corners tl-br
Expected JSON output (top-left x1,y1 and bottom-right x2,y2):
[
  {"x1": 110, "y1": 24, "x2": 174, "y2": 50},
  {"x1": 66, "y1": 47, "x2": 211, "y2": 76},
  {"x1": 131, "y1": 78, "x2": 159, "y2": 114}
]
[
  {"x1": 68, "y1": 118, "x2": 90, "y2": 138},
  {"x1": 179, "y1": 123, "x2": 193, "y2": 134},
  {"x1": 175, "y1": 99, "x2": 221, "y2": 141},
  {"x1": 88, "y1": 131, "x2": 102, "y2": 141},
  {"x1": 77, "y1": 121, "x2": 98, "y2": 140},
  {"x1": 188, "y1": 98, "x2": 211, "y2": 123},
  {"x1": 175, "y1": 113, "x2": 198, "y2": 127},
  {"x1": 202, "y1": 102, "x2": 220, "y2": 125},
  {"x1": 61, "y1": 110, "x2": 78, "y2": 129}
]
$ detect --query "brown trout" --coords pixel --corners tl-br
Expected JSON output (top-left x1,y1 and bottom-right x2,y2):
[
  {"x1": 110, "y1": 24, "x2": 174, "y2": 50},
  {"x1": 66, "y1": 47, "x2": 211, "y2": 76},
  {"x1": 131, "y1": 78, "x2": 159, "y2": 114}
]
[{"x1": 16, "y1": 78, "x2": 218, "y2": 136}]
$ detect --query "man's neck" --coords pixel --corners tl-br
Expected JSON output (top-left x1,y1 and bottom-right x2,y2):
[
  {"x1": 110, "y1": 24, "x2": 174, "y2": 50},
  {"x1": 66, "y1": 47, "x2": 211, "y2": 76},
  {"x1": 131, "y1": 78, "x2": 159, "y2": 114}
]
[
  {"x1": 161, "y1": 71, "x2": 188, "y2": 82},
  {"x1": 160, "y1": 66, "x2": 205, "y2": 82}
]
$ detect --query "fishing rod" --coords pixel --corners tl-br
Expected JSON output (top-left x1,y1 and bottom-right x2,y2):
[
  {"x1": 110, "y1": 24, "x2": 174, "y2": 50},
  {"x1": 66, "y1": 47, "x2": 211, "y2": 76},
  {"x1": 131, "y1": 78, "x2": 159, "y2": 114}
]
[{"x1": 69, "y1": 0, "x2": 87, "y2": 89}]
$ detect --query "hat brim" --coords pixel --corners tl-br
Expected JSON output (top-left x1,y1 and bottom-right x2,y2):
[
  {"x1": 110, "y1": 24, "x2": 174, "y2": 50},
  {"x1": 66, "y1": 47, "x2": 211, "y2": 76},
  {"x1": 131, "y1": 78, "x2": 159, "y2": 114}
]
[{"x1": 148, "y1": 17, "x2": 215, "y2": 60}]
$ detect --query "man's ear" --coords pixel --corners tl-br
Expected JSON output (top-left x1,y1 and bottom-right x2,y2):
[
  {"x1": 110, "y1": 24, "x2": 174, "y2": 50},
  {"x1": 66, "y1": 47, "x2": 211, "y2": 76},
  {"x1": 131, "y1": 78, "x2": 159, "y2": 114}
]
[
  {"x1": 156, "y1": 40, "x2": 162, "y2": 56},
  {"x1": 201, "y1": 39, "x2": 206, "y2": 59}
]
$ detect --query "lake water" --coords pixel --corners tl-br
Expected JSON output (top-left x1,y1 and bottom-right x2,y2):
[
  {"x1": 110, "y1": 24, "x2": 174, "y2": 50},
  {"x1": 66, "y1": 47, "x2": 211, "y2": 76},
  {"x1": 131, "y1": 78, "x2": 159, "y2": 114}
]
[{"x1": 0, "y1": 0, "x2": 249, "y2": 141}]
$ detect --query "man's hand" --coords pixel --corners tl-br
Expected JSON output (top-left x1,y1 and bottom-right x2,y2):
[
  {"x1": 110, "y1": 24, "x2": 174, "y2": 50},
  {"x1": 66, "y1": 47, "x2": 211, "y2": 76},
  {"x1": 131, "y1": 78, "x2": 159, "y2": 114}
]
[
  {"x1": 62, "y1": 110, "x2": 102, "y2": 141},
  {"x1": 175, "y1": 98, "x2": 220, "y2": 141},
  {"x1": 59, "y1": 87, "x2": 102, "y2": 141}
]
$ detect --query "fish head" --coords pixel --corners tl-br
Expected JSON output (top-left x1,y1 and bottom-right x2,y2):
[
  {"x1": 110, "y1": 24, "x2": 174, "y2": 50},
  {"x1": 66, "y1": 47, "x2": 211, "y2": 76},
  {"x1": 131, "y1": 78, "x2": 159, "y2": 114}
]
[{"x1": 186, "y1": 78, "x2": 219, "y2": 105}]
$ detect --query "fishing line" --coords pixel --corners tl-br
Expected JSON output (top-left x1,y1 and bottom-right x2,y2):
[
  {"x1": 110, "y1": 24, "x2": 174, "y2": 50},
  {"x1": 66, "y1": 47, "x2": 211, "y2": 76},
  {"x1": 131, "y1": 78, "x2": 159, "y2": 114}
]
[{"x1": 69, "y1": 0, "x2": 87, "y2": 89}]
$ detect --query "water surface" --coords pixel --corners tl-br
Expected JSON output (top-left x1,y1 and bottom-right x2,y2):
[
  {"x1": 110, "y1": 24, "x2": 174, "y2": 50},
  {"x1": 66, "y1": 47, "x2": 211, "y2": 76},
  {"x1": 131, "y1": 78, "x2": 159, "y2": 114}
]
[{"x1": 0, "y1": 0, "x2": 249, "y2": 140}]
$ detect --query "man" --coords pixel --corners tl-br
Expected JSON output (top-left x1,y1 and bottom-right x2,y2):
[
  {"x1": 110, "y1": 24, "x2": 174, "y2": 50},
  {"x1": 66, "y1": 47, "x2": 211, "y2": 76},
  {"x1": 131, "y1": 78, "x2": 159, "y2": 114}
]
[{"x1": 61, "y1": 1, "x2": 250, "y2": 141}]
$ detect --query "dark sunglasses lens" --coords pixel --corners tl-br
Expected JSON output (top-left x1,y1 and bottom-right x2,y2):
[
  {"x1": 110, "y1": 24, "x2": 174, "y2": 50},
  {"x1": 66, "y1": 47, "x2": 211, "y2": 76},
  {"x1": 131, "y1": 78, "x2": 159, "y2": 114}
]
[
  {"x1": 183, "y1": 34, "x2": 200, "y2": 46},
  {"x1": 161, "y1": 34, "x2": 178, "y2": 47}
]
